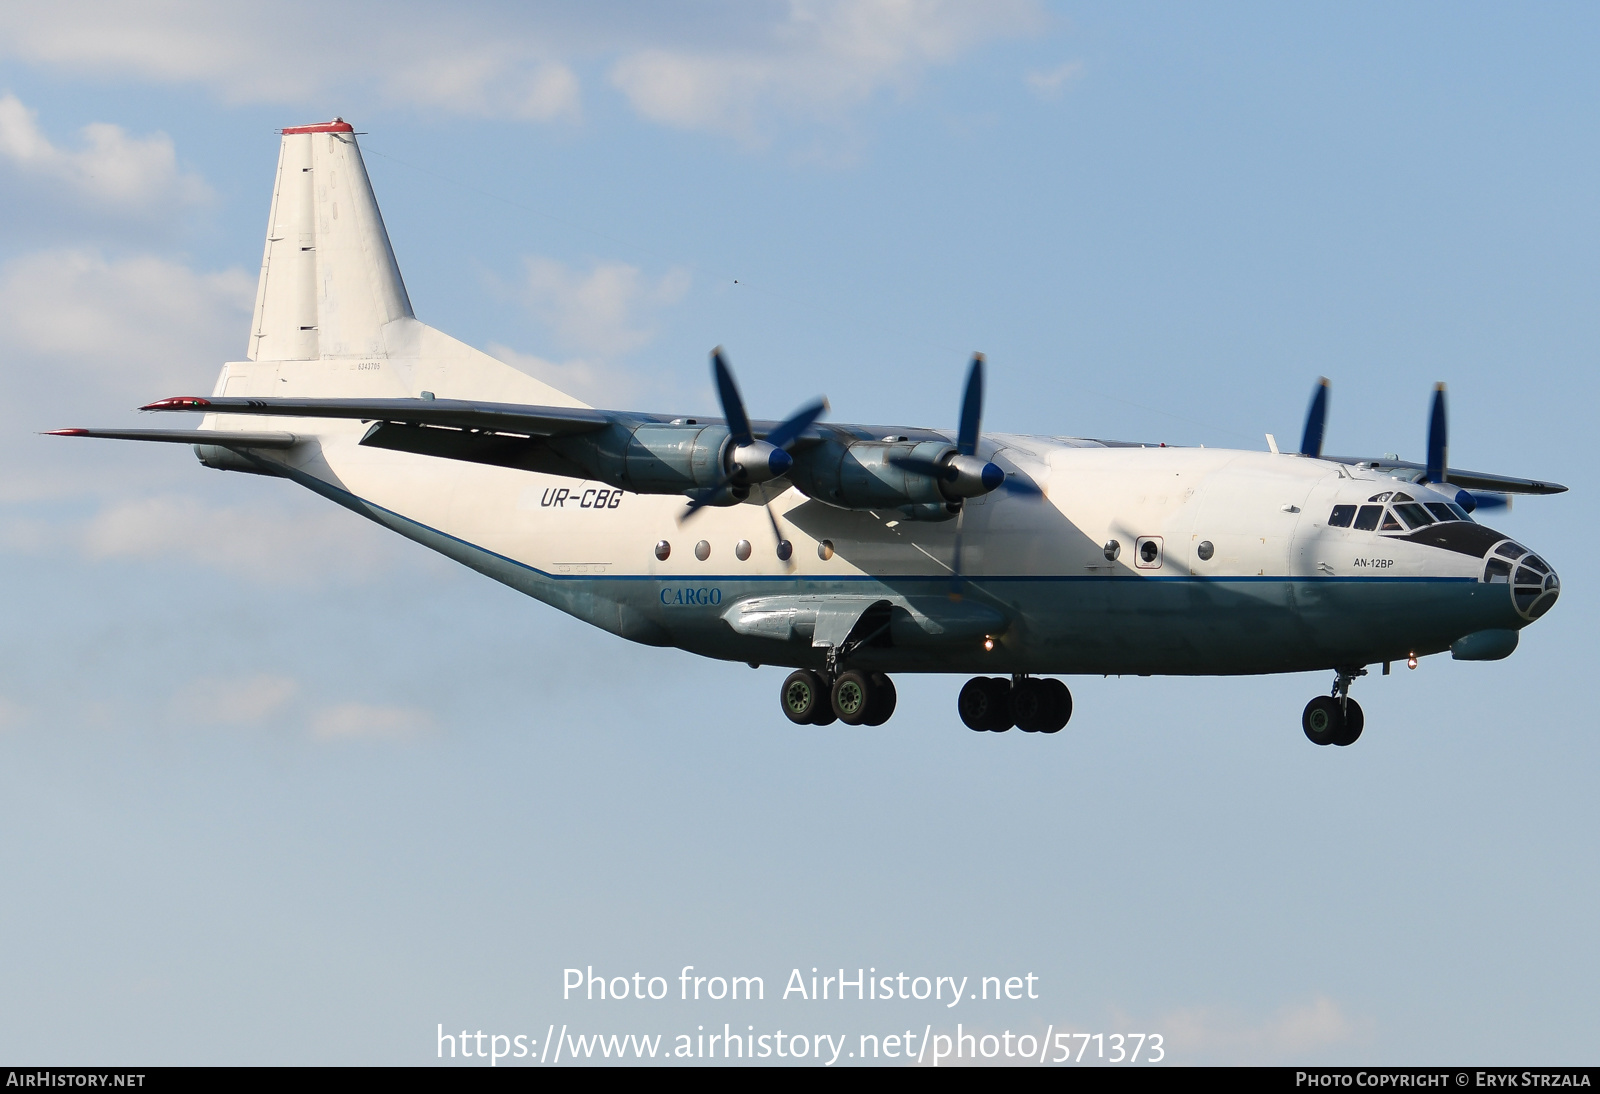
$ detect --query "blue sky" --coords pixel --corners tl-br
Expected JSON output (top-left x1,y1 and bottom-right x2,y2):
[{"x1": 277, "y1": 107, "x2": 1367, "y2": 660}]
[{"x1": 0, "y1": 1, "x2": 1594, "y2": 1065}]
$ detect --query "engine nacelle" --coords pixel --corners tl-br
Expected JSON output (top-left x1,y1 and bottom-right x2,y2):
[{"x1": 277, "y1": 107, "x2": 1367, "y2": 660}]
[
  {"x1": 788, "y1": 439, "x2": 958, "y2": 511},
  {"x1": 546, "y1": 422, "x2": 734, "y2": 495}
]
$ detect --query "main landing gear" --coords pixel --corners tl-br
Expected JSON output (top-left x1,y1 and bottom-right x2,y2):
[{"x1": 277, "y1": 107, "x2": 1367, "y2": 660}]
[
  {"x1": 1302, "y1": 667, "x2": 1366, "y2": 747},
  {"x1": 780, "y1": 668, "x2": 897, "y2": 726},
  {"x1": 958, "y1": 675, "x2": 1072, "y2": 734}
]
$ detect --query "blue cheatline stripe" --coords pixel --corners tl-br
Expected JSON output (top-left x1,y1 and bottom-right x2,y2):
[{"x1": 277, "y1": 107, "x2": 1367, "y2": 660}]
[{"x1": 279, "y1": 464, "x2": 1479, "y2": 589}]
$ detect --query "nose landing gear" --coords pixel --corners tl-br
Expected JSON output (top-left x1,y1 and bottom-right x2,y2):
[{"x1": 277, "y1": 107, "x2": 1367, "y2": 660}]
[
  {"x1": 959, "y1": 675, "x2": 1072, "y2": 734},
  {"x1": 1302, "y1": 667, "x2": 1366, "y2": 746}
]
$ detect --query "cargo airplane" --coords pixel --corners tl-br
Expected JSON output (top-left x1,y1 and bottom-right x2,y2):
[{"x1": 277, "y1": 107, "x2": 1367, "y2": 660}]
[{"x1": 50, "y1": 120, "x2": 1566, "y2": 745}]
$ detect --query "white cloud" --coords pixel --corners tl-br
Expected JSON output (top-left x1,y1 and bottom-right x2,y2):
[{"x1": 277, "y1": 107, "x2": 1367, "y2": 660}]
[
  {"x1": 609, "y1": 0, "x2": 1046, "y2": 139},
  {"x1": 310, "y1": 701, "x2": 432, "y2": 741},
  {"x1": 177, "y1": 674, "x2": 300, "y2": 726},
  {"x1": 1025, "y1": 60, "x2": 1084, "y2": 99},
  {"x1": 73, "y1": 494, "x2": 424, "y2": 585},
  {"x1": 518, "y1": 256, "x2": 690, "y2": 357},
  {"x1": 0, "y1": 94, "x2": 211, "y2": 210},
  {"x1": 0, "y1": 248, "x2": 253, "y2": 399},
  {"x1": 1158, "y1": 995, "x2": 1365, "y2": 1061},
  {"x1": 0, "y1": 2, "x2": 1042, "y2": 136}
]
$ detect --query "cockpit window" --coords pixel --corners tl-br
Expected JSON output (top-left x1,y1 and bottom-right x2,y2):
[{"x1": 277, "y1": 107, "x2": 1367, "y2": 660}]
[
  {"x1": 1379, "y1": 509, "x2": 1403, "y2": 532},
  {"x1": 1352, "y1": 505, "x2": 1383, "y2": 531},
  {"x1": 1424, "y1": 502, "x2": 1457, "y2": 522},
  {"x1": 1368, "y1": 491, "x2": 1394, "y2": 503},
  {"x1": 1447, "y1": 502, "x2": 1473, "y2": 522},
  {"x1": 1392, "y1": 492, "x2": 1414, "y2": 502},
  {"x1": 1394, "y1": 503, "x2": 1434, "y2": 529},
  {"x1": 1328, "y1": 505, "x2": 1355, "y2": 528}
]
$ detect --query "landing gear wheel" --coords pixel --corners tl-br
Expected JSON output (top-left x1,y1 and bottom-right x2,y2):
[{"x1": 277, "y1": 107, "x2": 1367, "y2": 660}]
[
  {"x1": 1302, "y1": 695, "x2": 1345, "y2": 746},
  {"x1": 1011, "y1": 679, "x2": 1052, "y2": 732},
  {"x1": 958, "y1": 677, "x2": 1013, "y2": 732},
  {"x1": 1041, "y1": 679, "x2": 1072, "y2": 733},
  {"x1": 832, "y1": 669, "x2": 876, "y2": 725},
  {"x1": 781, "y1": 669, "x2": 831, "y2": 726},
  {"x1": 1332, "y1": 699, "x2": 1364, "y2": 746},
  {"x1": 863, "y1": 673, "x2": 897, "y2": 726}
]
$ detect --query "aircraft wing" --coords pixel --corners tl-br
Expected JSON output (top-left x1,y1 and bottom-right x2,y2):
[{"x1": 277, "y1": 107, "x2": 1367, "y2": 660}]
[
  {"x1": 1323, "y1": 454, "x2": 1567, "y2": 495},
  {"x1": 138, "y1": 395, "x2": 613, "y2": 437}
]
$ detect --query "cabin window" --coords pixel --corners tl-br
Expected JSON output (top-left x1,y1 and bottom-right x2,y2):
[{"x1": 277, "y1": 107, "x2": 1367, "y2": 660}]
[
  {"x1": 1328, "y1": 505, "x2": 1355, "y2": 527},
  {"x1": 1424, "y1": 503, "x2": 1457, "y2": 523},
  {"x1": 1352, "y1": 505, "x2": 1383, "y2": 531},
  {"x1": 1394, "y1": 503, "x2": 1434, "y2": 528},
  {"x1": 1379, "y1": 509, "x2": 1403, "y2": 532}
]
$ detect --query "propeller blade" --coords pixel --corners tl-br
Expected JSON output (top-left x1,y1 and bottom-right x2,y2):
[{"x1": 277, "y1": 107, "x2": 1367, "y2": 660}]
[
  {"x1": 1000, "y1": 474, "x2": 1043, "y2": 497},
  {"x1": 956, "y1": 353, "x2": 984, "y2": 457},
  {"x1": 1300, "y1": 377, "x2": 1330, "y2": 458},
  {"x1": 711, "y1": 348, "x2": 753, "y2": 446},
  {"x1": 948, "y1": 506, "x2": 966, "y2": 600},
  {"x1": 1425, "y1": 382, "x2": 1447, "y2": 484},
  {"x1": 763, "y1": 397, "x2": 828, "y2": 451},
  {"x1": 681, "y1": 477, "x2": 738, "y2": 520},
  {"x1": 762, "y1": 496, "x2": 795, "y2": 565}
]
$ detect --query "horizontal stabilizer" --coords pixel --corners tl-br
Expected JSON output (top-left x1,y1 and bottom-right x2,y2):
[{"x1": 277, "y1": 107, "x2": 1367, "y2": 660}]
[
  {"x1": 46, "y1": 427, "x2": 299, "y2": 448},
  {"x1": 141, "y1": 395, "x2": 610, "y2": 437}
]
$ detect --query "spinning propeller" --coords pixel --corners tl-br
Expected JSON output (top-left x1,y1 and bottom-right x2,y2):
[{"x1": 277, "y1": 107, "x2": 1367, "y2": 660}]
[
  {"x1": 888, "y1": 354, "x2": 1042, "y2": 599},
  {"x1": 1298, "y1": 378, "x2": 1509, "y2": 511},
  {"x1": 681, "y1": 349, "x2": 828, "y2": 557}
]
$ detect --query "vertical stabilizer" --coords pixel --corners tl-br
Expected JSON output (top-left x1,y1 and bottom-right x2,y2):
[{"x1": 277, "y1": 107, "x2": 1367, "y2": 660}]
[{"x1": 249, "y1": 119, "x2": 413, "y2": 362}]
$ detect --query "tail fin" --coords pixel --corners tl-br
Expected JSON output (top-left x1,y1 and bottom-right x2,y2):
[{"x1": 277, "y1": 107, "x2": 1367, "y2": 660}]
[
  {"x1": 231, "y1": 119, "x2": 584, "y2": 408},
  {"x1": 250, "y1": 119, "x2": 412, "y2": 362}
]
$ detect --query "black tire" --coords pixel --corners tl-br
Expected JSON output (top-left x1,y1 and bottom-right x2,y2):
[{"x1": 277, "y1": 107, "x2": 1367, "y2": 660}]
[
  {"x1": 986, "y1": 678, "x2": 1015, "y2": 731},
  {"x1": 1302, "y1": 695, "x2": 1345, "y2": 746},
  {"x1": 863, "y1": 673, "x2": 897, "y2": 726},
  {"x1": 958, "y1": 677, "x2": 1000, "y2": 731},
  {"x1": 1332, "y1": 699, "x2": 1364, "y2": 746},
  {"x1": 781, "y1": 670, "x2": 827, "y2": 726},
  {"x1": 1041, "y1": 678, "x2": 1072, "y2": 733},
  {"x1": 1011, "y1": 678, "x2": 1050, "y2": 732},
  {"x1": 832, "y1": 669, "x2": 874, "y2": 725}
]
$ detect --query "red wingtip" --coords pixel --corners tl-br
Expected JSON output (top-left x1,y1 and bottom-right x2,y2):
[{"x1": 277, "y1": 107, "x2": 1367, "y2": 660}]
[
  {"x1": 140, "y1": 396, "x2": 211, "y2": 411},
  {"x1": 44, "y1": 428, "x2": 89, "y2": 436},
  {"x1": 281, "y1": 118, "x2": 354, "y2": 135}
]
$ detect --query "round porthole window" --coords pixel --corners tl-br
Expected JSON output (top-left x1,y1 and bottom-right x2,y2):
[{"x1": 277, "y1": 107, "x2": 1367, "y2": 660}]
[
  {"x1": 1196, "y1": 540, "x2": 1214, "y2": 561},
  {"x1": 1103, "y1": 539, "x2": 1121, "y2": 562},
  {"x1": 735, "y1": 539, "x2": 752, "y2": 561},
  {"x1": 654, "y1": 540, "x2": 670, "y2": 561},
  {"x1": 694, "y1": 540, "x2": 711, "y2": 561},
  {"x1": 1140, "y1": 540, "x2": 1159, "y2": 563},
  {"x1": 818, "y1": 539, "x2": 834, "y2": 561},
  {"x1": 777, "y1": 540, "x2": 793, "y2": 561}
]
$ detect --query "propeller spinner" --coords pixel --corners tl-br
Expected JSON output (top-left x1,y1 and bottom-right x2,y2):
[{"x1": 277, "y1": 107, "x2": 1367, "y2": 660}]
[{"x1": 682, "y1": 348, "x2": 828, "y2": 523}]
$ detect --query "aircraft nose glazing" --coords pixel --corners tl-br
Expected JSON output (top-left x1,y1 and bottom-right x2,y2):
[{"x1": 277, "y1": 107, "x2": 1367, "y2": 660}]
[{"x1": 1484, "y1": 540, "x2": 1560, "y2": 621}]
